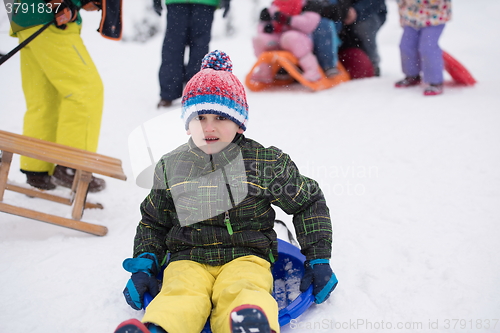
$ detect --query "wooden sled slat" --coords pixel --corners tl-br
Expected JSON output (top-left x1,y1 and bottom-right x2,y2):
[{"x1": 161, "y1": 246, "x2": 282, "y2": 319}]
[
  {"x1": 0, "y1": 202, "x2": 108, "y2": 236},
  {"x1": 4, "y1": 183, "x2": 104, "y2": 209},
  {"x1": 0, "y1": 129, "x2": 127, "y2": 236}
]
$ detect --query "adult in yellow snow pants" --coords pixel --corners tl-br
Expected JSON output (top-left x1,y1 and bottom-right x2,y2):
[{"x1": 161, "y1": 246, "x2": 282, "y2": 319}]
[
  {"x1": 16, "y1": 22, "x2": 103, "y2": 174},
  {"x1": 143, "y1": 255, "x2": 280, "y2": 333}
]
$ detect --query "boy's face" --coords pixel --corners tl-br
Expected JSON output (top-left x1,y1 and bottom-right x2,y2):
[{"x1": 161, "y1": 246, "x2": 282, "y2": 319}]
[{"x1": 187, "y1": 113, "x2": 244, "y2": 154}]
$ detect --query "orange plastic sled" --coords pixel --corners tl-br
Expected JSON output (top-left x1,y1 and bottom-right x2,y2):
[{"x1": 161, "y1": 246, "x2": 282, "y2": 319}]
[
  {"x1": 442, "y1": 50, "x2": 476, "y2": 86},
  {"x1": 245, "y1": 51, "x2": 350, "y2": 92}
]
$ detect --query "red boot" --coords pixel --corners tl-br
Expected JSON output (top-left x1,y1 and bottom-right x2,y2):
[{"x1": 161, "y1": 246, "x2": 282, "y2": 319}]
[
  {"x1": 423, "y1": 83, "x2": 443, "y2": 96},
  {"x1": 114, "y1": 319, "x2": 150, "y2": 333},
  {"x1": 230, "y1": 304, "x2": 271, "y2": 333},
  {"x1": 395, "y1": 75, "x2": 421, "y2": 87}
]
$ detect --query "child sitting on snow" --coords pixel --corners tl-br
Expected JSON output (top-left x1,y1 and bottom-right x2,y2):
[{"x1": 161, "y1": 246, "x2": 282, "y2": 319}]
[
  {"x1": 252, "y1": 0, "x2": 323, "y2": 83},
  {"x1": 114, "y1": 50, "x2": 338, "y2": 333}
]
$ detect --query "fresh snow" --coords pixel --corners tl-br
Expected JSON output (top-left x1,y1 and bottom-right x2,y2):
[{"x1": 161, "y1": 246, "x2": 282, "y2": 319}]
[{"x1": 1, "y1": 0, "x2": 499, "y2": 332}]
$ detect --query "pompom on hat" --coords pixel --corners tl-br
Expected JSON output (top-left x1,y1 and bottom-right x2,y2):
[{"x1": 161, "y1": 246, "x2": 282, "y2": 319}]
[{"x1": 181, "y1": 50, "x2": 249, "y2": 131}]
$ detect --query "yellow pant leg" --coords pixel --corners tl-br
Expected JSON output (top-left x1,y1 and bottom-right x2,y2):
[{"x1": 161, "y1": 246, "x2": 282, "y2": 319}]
[
  {"x1": 142, "y1": 260, "x2": 214, "y2": 333},
  {"x1": 210, "y1": 256, "x2": 279, "y2": 333},
  {"x1": 18, "y1": 30, "x2": 60, "y2": 172},
  {"x1": 17, "y1": 23, "x2": 103, "y2": 173}
]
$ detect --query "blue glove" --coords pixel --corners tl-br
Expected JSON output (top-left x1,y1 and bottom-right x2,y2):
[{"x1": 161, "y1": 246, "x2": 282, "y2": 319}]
[
  {"x1": 220, "y1": 0, "x2": 230, "y2": 18},
  {"x1": 300, "y1": 259, "x2": 338, "y2": 304},
  {"x1": 122, "y1": 253, "x2": 160, "y2": 310},
  {"x1": 153, "y1": 0, "x2": 162, "y2": 16}
]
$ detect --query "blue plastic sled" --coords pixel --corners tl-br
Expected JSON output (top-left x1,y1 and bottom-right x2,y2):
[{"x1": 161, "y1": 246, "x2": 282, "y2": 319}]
[{"x1": 143, "y1": 239, "x2": 314, "y2": 332}]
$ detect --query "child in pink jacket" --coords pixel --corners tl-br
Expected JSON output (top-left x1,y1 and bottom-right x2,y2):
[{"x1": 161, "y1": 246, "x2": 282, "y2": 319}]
[{"x1": 252, "y1": 0, "x2": 322, "y2": 82}]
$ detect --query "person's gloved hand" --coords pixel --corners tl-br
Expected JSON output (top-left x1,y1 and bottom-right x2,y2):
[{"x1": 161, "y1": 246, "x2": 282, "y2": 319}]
[
  {"x1": 259, "y1": 8, "x2": 274, "y2": 33},
  {"x1": 220, "y1": 0, "x2": 231, "y2": 18},
  {"x1": 122, "y1": 253, "x2": 160, "y2": 310},
  {"x1": 153, "y1": 0, "x2": 162, "y2": 16},
  {"x1": 263, "y1": 23, "x2": 274, "y2": 33},
  {"x1": 300, "y1": 259, "x2": 338, "y2": 304},
  {"x1": 273, "y1": 11, "x2": 291, "y2": 25},
  {"x1": 260, "y1": 8, "x2": 272, "y2": 21},
  {"x1": 124, "y1": 272, "x2": 160, "y2": 310},
  {"x1": 46, "y1": 0, "x2": 78, "y2": 28}
]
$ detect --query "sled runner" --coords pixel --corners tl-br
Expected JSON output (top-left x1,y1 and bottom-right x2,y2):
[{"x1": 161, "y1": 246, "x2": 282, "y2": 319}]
[
  {"x1": 143, "y1": 238, "x2": 315, "y2": 332},
  {"x1": 442, "y1": 50, "x2": 476, "y2": 86},
  {"x1": 245, "y1": 51, "x2": 350, "y2": 92}
]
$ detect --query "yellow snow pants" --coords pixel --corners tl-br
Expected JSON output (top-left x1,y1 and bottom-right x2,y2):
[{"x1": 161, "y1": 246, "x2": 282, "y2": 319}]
[
  {"x1": 17, "y1": 22, "x2": 103, "y2": 173},
  {"x1": 143, "y1": 255, "x2": 280, "y2": 333}
]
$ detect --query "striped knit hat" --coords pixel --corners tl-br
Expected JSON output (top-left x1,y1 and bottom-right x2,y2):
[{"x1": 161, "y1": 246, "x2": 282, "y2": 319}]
[{"x1": 181, "y1": 50, "x2": 249, "y2": 131}]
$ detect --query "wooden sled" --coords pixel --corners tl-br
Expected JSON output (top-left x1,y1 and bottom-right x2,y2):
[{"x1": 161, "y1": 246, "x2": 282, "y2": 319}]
[
  {"x1": 245, "y1": 51, "x2": 350, "y2": 92},
  {"x1": 443, "y1": 50, "x2": 477, "y2": 86},
  {"x1": 0, "y1": 130, "x2": 127, "y2": 236}
]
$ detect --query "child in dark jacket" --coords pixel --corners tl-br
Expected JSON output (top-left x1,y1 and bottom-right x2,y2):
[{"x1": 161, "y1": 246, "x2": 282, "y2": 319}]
[{"x1": 115, "y1": 50, "x2": 338, "y2": 333}]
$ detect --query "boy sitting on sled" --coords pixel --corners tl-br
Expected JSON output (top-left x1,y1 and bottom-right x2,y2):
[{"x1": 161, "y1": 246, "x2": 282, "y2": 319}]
[{"x1": 115, "y1": 50, "x2": 338, "y2": 333}]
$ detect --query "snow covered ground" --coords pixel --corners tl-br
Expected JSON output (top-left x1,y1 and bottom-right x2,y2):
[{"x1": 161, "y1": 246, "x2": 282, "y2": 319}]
[{"x1": 1, "y1": 0, "x2": 499, "y2": 332}]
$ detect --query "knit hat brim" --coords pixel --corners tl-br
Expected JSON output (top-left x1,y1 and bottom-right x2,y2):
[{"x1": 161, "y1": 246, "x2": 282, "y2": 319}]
[{"x1": 183, "y1": 96, "x2": 248, "y2": 131}]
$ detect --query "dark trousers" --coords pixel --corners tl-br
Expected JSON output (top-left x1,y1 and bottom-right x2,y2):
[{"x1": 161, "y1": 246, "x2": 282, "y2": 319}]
[
  {"x1": 159, "y1": 4, "x2": 215, "y2": 101},
  {"x1": 340, "y1": 12, "x2": 386, "y2": 70}
]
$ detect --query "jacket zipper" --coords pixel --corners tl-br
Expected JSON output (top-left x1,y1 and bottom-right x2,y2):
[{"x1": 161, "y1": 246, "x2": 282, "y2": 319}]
[
  {"x1": 224, "y1": 211, "x2": 233, "y2": 235},
  {"x1": 269, "y1": 249, "x2": 275, "y2": 263}
]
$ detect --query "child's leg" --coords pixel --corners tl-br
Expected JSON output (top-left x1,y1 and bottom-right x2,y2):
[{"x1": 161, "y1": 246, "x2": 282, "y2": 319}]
[
  {"x1": 298, "y1": 53, "x2": 322, "y2": 81},
  {"x1": 211, "y1": 256, "x2": 279, "y2": 333},
  {"x1": 399, "y1": 25, "x2": 421, "y2": 77},
  {"x1": 313, "y1": 18, "x2": 336, "y2": 71},
  {"x1": 348, "y1": 12, "x2": 385, "y2": 71},
  {"x1": 18, "y1": 23, "x2": 103, "y2": 173},
  {"x1": 418, "y1": 24, "x2": 445, "y2": 84},
  {"x1": 186, "y1": 4, "x2": 216, "y2": 82},
  {"x1": 252, "y1": 33, "x2": 281, "y2": 57},
  {"x1": 281, "y1": 31, "x2": 321, "y2": 81},
  {"x1": 280, "y1": 30, "x2": 313, "y2": 59},
  {"x1": 251, "y1": 34, "x2": 281, "y2": 82},
  {"x1": 160, "y1": 4, "x2": 190, "y2": 102},
  {"x1": 143, "y1": 260, "x2": 214, "y2": 333},
  {"x1": 17, "y1": 26, "x2": 59, "y2": 173}
]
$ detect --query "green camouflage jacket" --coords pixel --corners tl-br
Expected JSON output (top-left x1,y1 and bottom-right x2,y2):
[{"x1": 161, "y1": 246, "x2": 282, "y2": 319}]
[{"x1": 133, "y1": 134, "x2": 332, "y2": 266}]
